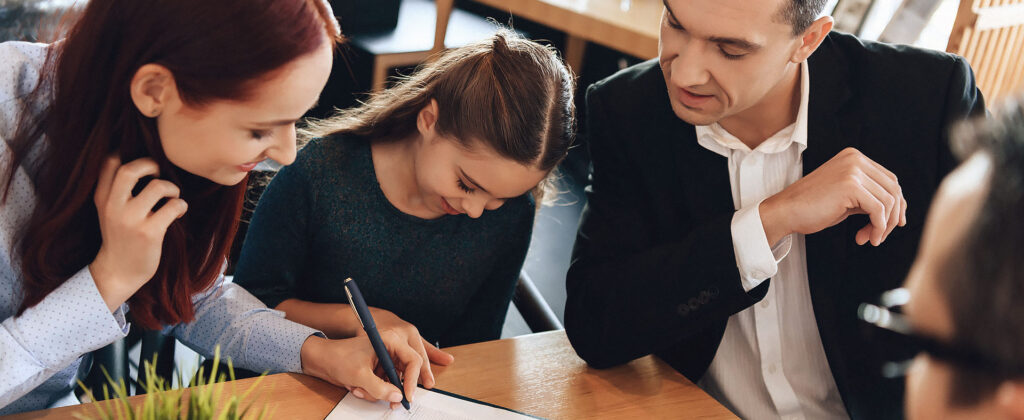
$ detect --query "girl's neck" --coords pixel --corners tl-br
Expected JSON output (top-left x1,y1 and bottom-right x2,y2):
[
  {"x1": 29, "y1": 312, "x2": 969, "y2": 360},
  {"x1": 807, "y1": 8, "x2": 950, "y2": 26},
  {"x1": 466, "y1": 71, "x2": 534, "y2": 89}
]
[{"x1": 370, "y1": 136, "x2": 442, "y2": 219}]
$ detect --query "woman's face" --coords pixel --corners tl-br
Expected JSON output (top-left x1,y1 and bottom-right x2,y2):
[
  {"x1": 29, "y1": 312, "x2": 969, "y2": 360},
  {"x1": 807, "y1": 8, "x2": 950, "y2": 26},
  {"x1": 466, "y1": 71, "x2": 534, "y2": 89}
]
[
  {"x1": 412, "y1": 100, "x2": 548, "y2": 219},
  {"x1": 138, "y1": 39, "x2": 333, "y2": 186}
]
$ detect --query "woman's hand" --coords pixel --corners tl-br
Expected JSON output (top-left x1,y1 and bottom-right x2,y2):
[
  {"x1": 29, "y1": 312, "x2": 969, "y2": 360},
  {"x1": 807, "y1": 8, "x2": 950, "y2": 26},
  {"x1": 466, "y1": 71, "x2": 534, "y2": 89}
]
[
  {"x1": 300, "y1": 334, "x2": 428, "y2": 409},
  {"x1": 89, "y1": 156, "x2": 188, "y2": 312}
]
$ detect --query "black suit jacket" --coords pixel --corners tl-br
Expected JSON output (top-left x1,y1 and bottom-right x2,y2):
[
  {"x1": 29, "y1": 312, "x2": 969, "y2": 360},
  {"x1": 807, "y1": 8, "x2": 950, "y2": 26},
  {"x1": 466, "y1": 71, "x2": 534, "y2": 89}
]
[{"x1": 565, "y1": 32, "x2": 985, "y2": 420}]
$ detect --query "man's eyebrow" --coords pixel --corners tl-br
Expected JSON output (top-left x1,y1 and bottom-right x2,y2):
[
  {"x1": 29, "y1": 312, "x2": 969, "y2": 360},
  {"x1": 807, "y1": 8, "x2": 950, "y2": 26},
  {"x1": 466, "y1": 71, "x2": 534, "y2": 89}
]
[
  {"x1": 662, "y1": 0, "x2": 762, "y2": 52},
  {"x1": 460, "y1": 168, "x2": 491, "y2": 195},
  {"x1": 709, "y1": 36, "x2": 762, "y2": 52}
]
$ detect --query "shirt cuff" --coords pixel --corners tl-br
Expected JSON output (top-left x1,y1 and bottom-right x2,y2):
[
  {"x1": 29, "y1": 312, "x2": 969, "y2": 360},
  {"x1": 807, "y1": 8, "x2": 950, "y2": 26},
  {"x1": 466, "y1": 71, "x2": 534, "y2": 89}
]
[
  {"x1": 9, "y1": 267, "x2": 129, "y2": 369},
  {"x1": 731, "y1": 201, "x2": 793, "y2": 292},
  {"x1": 246, "y1": 310, "x2": 325, "y2": 374}
]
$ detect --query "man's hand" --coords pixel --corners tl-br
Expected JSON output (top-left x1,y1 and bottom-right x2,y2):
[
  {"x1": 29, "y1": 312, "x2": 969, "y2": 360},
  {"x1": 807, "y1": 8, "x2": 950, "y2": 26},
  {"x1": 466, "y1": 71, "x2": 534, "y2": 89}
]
[{"x1": 760, "y1": 147, "x2": 907, "y2": 246}]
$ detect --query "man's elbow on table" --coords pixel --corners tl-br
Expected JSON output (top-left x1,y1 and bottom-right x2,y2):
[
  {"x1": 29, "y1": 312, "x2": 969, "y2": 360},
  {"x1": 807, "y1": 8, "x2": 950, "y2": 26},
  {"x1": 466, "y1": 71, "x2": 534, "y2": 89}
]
[{"x1": 563, "y1": 297, "x2": 635, "y2": 369}]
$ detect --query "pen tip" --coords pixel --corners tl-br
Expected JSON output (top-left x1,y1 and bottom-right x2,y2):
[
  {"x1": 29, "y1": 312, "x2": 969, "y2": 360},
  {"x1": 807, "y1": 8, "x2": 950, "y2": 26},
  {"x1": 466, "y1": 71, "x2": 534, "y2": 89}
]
[{"x1": 402, "y1": 401, "x2": 411, "y2": 410}]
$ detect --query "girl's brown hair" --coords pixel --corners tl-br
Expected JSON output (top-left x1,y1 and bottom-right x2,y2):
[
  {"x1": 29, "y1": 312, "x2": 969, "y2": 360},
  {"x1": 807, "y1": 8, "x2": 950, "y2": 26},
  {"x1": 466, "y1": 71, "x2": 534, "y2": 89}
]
[{"x1": 309, "y1": 29, "x2": 575, "y2": 200}]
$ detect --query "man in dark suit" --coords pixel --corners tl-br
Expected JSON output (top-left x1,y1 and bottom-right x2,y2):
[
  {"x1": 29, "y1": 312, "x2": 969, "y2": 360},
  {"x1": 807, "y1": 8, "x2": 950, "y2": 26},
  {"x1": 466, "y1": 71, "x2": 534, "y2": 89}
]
[{"x1": 564, "y1": 0, "x2": 985, "y2": 419}]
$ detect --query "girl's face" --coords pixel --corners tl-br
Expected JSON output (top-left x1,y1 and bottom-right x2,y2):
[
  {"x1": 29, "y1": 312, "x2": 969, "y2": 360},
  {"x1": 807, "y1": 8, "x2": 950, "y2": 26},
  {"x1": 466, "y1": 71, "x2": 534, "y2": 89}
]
[
  {"x1": 131, "y1": 39, "x2": 334, "y2": 186},
  {"x1": 412, "y1": 100, "x2": 548, "y2": 219}
]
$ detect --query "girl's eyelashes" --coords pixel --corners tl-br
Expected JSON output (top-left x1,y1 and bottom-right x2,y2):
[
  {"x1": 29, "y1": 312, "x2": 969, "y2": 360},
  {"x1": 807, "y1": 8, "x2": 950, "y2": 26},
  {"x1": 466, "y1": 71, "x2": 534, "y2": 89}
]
[{"x1": 457, "y1": 178, "x2": 474, "y2": 193}]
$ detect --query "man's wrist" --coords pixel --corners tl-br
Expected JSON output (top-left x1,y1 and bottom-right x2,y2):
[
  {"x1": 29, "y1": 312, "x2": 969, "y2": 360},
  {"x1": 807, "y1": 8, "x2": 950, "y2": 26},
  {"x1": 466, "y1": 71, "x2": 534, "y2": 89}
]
[{"x1": 760, "y1": 196, "x2": 789, "y2": 247}]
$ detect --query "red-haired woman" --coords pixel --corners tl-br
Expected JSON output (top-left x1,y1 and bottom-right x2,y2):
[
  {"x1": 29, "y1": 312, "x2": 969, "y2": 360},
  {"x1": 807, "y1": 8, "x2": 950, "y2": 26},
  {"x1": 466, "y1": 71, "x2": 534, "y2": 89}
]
[{"x1": 0, "y1": 0, "x2": 425, "y2": 414}]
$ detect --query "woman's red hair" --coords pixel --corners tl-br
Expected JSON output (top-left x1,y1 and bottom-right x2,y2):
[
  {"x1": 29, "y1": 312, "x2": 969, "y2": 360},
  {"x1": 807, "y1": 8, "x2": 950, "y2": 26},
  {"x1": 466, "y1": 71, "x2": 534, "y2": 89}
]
[{"x1": 4, "y1": 0, "x2": 340, "y2": 329}]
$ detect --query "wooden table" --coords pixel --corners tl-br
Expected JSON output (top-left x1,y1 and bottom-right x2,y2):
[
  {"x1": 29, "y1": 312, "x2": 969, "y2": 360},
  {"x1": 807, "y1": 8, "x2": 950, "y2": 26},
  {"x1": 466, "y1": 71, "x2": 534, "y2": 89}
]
[
  {"x1": 4, "y1": 331, "x2": 735, "y2": 419},
  {"x1": 465, "y1": 0, "x2": 663, "y2": 72}
]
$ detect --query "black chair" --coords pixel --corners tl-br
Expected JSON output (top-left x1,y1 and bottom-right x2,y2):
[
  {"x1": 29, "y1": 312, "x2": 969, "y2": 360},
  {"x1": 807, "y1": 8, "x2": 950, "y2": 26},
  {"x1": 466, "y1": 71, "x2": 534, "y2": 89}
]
[
  {"x1": 514, "y1": 271, "x2": 563, "y2": 333},
  {"x1": 77, "y1": 329, "x2": 175, "y2": 399},
  {"x1": 345, "y1": 0, "x2": 523, "y2": 92}
]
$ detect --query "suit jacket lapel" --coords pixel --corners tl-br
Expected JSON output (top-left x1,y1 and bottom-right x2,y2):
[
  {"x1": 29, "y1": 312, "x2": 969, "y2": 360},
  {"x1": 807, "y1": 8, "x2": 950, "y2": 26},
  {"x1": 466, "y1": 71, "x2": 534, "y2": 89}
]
[
  {"x1": 678, "y1": 129, "x2": 734, "y2": 218},
  {"x1": 652, "y1": 78, "x2": 735, "y2": 220},
  {"x1": 803, "y1": 33, "x2": 863, "y2": 414}
]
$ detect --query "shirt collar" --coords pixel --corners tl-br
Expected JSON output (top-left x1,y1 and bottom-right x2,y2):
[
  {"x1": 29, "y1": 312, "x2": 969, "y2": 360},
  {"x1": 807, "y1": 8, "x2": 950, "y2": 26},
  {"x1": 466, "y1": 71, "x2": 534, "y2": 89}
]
[{"x1": 696, "y1": 60, "x2": 810, "y2": 157}]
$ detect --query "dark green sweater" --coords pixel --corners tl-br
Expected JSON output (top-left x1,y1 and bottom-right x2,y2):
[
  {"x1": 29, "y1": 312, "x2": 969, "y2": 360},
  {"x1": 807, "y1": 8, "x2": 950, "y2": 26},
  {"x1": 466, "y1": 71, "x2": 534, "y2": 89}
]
[{"x1": 233, "y1": 135, "x2": 534, "y2": 346}]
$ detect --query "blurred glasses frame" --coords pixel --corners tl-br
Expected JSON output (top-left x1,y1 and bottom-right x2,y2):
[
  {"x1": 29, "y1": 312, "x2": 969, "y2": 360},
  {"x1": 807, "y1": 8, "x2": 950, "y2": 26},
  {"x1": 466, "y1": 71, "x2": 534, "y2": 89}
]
[{"x1": 857, "y1": 288, "x2": 1024, "y2": 379}]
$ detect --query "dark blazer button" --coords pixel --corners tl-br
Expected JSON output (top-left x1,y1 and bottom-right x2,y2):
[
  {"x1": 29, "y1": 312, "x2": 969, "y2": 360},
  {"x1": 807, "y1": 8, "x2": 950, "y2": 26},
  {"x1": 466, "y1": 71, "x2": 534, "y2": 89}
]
[
  {"x1": 688, "y1": 297, "x2": 700, "y2": 309},
  {"x1": 677, "y1": 303, "x2": 690, "y2": 316}
]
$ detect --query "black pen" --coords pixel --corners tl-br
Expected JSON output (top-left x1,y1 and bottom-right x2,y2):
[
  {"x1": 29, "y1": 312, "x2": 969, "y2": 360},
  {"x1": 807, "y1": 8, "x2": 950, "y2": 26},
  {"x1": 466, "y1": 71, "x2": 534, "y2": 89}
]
[{"x1": 343, "y1": 277, "x2": 411, "y2": 410}]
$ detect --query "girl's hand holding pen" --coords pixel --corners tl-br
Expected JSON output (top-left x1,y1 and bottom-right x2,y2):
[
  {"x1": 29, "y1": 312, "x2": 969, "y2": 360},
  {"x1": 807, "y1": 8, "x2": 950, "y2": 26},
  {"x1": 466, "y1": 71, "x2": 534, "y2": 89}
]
[
  {"x1": 363, "y1": 307, "x2": 456, "y2": 387},
  {"x1": 299, "y1": 333, "x2": 425, "y2": 409}
]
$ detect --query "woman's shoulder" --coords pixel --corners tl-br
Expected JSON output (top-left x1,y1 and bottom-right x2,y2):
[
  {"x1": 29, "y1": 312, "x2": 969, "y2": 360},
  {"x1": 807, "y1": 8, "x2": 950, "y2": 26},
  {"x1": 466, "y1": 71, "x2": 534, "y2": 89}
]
[
  {"x1": 0, "y1": 41, "x2": 49, "y2": 129},
  {"x1": 0, "y1": 41, "x2": 49, "y2": 99},
  {"x1": 0, "y1": 42, "x2": 50, "y2": 174}
]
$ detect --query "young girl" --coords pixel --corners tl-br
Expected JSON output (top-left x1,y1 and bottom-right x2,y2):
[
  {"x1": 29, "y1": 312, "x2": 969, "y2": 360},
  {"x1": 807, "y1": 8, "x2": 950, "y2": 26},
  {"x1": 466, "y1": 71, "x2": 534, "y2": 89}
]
[
  {"x1": 0, "y1": 0, "x2": 426, "y2": 414},
  {"x1": 233, "y1": 30, "x2": 575, "y2": 392}
]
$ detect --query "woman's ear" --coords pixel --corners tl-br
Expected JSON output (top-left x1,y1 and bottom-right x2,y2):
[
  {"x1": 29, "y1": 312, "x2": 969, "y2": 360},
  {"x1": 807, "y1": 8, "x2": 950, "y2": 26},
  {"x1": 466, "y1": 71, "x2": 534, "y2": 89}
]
[
  {"x1": 129, "y1": 64, "x2": 176, "y2": 118},
  {"x1": 416, "y1": 98, "x2": 441, "y2": 139}
]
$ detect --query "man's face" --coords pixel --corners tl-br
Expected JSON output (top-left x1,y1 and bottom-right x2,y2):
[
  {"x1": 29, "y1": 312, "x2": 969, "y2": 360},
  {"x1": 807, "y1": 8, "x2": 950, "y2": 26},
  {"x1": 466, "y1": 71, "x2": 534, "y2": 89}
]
[{"x1": 659, "y1": 0, "x2": 808, "y2": 126}]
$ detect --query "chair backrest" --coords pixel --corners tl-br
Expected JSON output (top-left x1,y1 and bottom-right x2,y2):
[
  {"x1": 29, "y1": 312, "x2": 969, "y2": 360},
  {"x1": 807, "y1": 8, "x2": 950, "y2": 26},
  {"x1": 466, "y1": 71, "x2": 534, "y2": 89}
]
[
  {"x1": 947, "y1": 0, "x2": 1024, "y2": 103},
  {"x1": 433, "y1": 0, "x2": 454, "y2": 55}
]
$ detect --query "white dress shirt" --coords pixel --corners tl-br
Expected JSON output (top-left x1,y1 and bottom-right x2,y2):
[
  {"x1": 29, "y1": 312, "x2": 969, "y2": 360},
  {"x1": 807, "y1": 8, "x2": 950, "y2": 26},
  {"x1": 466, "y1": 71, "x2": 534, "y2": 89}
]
[
  {"x1": 0, "y1": 41, "x2": 324, "y2": 414},
  {"x1": 694, "y1": 61, "x2": 849, "y2": 420}
]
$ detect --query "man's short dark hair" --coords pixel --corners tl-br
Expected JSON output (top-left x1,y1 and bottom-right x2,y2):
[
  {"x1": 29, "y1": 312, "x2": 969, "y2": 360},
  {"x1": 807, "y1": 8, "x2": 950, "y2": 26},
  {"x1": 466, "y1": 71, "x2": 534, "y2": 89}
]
[
  {"x1": 777, "y1": 0, "x2": 828, "y2": 35},
  {"x1": 940, "y1": 97, "x2": 1024, "y2": 405}
]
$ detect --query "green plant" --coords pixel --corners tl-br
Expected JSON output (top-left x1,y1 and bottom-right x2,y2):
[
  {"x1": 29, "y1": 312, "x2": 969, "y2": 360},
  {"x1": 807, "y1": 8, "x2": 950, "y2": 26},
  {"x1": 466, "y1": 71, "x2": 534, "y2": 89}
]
[{"x1": 76, "y1": 347, "x2": 274, "y2": 420}]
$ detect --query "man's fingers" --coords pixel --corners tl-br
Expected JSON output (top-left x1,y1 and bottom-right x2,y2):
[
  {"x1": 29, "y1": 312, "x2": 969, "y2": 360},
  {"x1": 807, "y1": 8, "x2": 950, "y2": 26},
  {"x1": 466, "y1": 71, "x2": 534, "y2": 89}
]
[
  {"x1": 864, "y1": 154, "x2": 901, "y2": 188},
  {"x1": 861, "y1": 163, "x2": 904, "y2": 240},
  {"x1": 899, "y1": 196, "x2": 909, "y2": 227},
  {"x1": 856, "y1": 175, "x2": 894, "y2": 241},
  {"x1": 853, "y1": 183, "x2": 887, "y2": 246},
  {"x1": 855, "y1": 224, "x2": 873, "y2": 246}
]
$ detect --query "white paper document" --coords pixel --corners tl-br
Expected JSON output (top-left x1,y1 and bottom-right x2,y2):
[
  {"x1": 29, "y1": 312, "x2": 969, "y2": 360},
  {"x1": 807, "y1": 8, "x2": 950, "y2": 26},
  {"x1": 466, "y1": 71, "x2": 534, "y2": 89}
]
[{"x1": 324, "y1": 388, "x2": 540, "y2": 420}]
